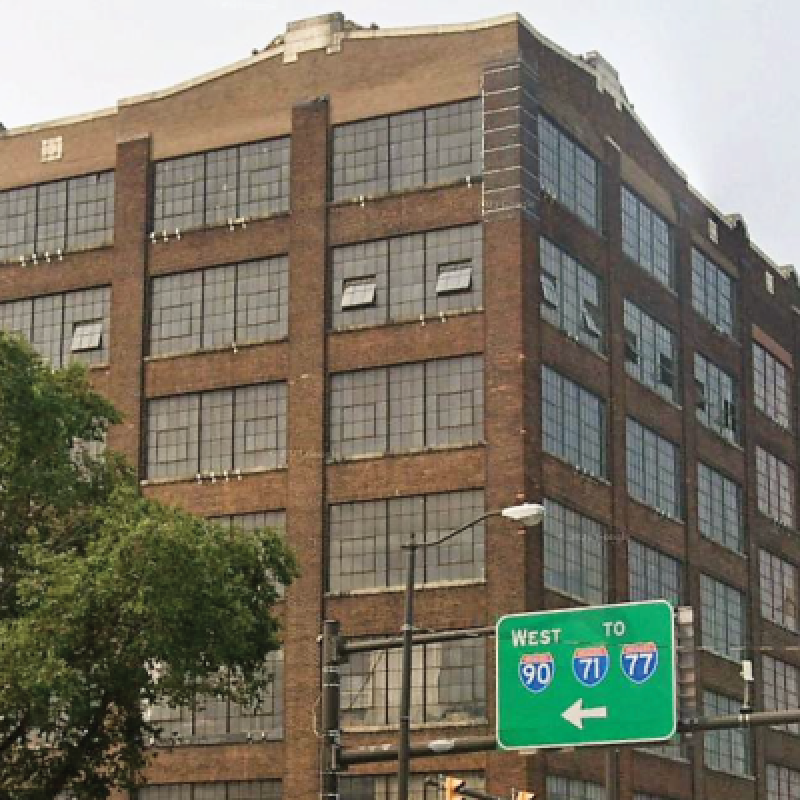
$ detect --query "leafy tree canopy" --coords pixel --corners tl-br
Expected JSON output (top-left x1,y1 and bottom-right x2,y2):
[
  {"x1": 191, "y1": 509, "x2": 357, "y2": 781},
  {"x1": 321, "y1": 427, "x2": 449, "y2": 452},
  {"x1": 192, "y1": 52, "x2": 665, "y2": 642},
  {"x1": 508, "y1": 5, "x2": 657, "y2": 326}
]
[{"x1": 0, "y1": 334, "x2": 296, "y2": 798}]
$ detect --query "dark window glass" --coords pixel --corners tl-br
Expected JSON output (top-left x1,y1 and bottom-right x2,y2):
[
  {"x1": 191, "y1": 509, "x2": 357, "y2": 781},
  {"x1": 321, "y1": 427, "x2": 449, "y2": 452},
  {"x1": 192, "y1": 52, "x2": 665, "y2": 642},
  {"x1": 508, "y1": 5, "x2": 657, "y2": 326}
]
[
  {"x1": 625, "y1": 418, "x2": 681, "y2": 519},
  {"x1": 621, "y1": 186, "x2": 673, "y2": 288},
  {"x1": 691, "y1": 248, "x2": 735, "y2": 335}
]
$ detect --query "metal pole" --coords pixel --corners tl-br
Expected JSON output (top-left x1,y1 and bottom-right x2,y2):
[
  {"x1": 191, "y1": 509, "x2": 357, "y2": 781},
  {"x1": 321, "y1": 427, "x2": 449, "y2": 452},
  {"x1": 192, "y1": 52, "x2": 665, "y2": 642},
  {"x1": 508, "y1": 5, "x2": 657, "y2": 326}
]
[
  {"x1": 397, "y1": 534, "x2": 417, "y2": 800},
  {"x1": 341, "y1": 734, "x2": 497, "y2": 766},
  {"x1": 604, "y1": 748, "x2": 620, "y2": 800},
  {"x1": 320, "y1": 620, "x2": 341, "y2": 800}
]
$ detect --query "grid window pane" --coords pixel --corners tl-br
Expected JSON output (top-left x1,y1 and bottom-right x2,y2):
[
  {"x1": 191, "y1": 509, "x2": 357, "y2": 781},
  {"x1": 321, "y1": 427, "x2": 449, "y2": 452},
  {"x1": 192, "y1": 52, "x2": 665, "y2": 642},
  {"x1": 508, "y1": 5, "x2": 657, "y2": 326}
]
[
  {"x1": 150, "y1": 271, "x2": 203, "y2": 356},
  {"x1": 753, "y1": 341, "x2": 791, "y2": 429},
  {"x1": 625, "y1": 418, "x2": 682, "y2": 519},
  {"x1": 238, "y1": 138, "x2": 290, "y2": 218},
  {"x1": 154, "y1": 154, "x2": 205, "y2": 232},
  {"x1": 67, "y1": 172, "x2": 115, "y2": 250},
  {"x1": 703, "y1": 690, "x2": 751, "y2": 775},
  {"x1": 233, "y1": 383, "x2": 287, "y2": 470},
  {"x1": 694, "y1": 352, "x2": 739, "y2": 442},
  {"x1": 36, "y1": 180, "x2": 67, "y2": 254},
  {"x1": 424, "y1": 99, "x2": 482, "y2": 184},
  {"x1": 202, "y1": 265, "x2": 236, "y2": 349},
  {"x1": 763, "y1": 655, "x2": 800, "y2": 735},
  {"x1": 138, "y1": 782, "x2": 281, "y2": 800},
  {"x1": 205, "y1": 147, "x2": 239, "y2": 226},
  {"x1": 697, "y1": 462, "x2": 744, "y2": 552},
  {"x1": 691, "y1": 248, "x2": 736, "y2": 335},
  {"x1": 700, "y1": 573, "x2": 746, "y2": 659},
  {"x1": 546, "y1": 776, "x2": 606, "y2": 800},
  {"x1": 621, "y1": 186, "x2": 673, "y2": 288},
  {"x1": 332, "y1": 117, "x2": 389, "y2": 201},
  {"x1": 425, "y1": 355, "x2": 483, "y2": 447},
  {"x1": 756, "y1": 445, "x2": 795, "y2": 528},
  {"x1": 767, "y1": 763, "x2": 800, "y2": 800},
  {"x1": 0, "y1": 186, "x2": 36, "y2": 261},
  {"x1": 628, "y1": 540, "x2": 682, "y2": 606},
  {"x1": 623, "y1": 300, "x2": 678, "y2": 402},
  {"x1": 760, "y1": 549, "x2": 798, "y2": 632}
]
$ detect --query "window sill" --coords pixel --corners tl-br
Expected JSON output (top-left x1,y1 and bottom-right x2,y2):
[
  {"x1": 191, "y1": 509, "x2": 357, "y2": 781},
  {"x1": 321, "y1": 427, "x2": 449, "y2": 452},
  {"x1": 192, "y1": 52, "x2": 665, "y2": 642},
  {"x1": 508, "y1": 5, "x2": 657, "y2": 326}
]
[
  {"x1": 696, "y1": 422, "x2": 742, "y2": 451},
  {"x1": 541, "y1": 318, "x2": 607, "y2": 360},
  {"x1": 627, "y1": 496, "x2": 684, "y2": 525},
  {"x1": 702, "y1": 765, "x2": 754, "y2": 782},
  {"x1": 697, "y1": 645, "x2": 744, "y2": 666},
  {"x1": 543, "y1": 453, "x2": 610, "y2": 486},
  {"x1": 327, "y1": 578, "x2": 485, "y2": 598},
  {"x1": 540, "y1": 192, "x2": 603, "y2": 239},
  {"x1": 757, "y1": 512, "x2": 795, "y2": 532},
  {"x1": 626, "y1": 374, "x2": 682, "y2": 411},
  {"x1": 620, "y1": 253, "x2": 678, "y2": 297},
  {"x1": 144, "y1": 336, "x2": 288, "y2": 362},
  {"x1": 145, "y1": 731, "x2": 282, "y2": 749},
  {"x1": 87, "y1": 362, "x2": 110, "y2": 371},
  {"x1": 148, "y1": 209, "x2": 289, "y2": 240},
  {"x1": 0, "y1": 241, "x2": 115, "y2": 268},
  {"x1": 754, "y1": 408, "x2": 792, "y2": 435},
  {"x1": 329, "y1": 174, "x2": 482, "y2": 208},
  {"x1": 327, "y1": 441, "x2": 485, "y2": 465},
  {"x1": 693, "y1": 315, "x2": 739, "y2": 346},
  {"x1": 635, "y1": 744, "x2": 690, "y2": 763},
  {"x1": 140, "y1": 465, "x2": 287, "y2": 487},
  {"x1": 544, "y1": 586, "x2": 605, "y2": 607},
  {"x1": 331, "y1": 307, "x2": 483, "y2": 334},
  {"x1": 342, "y1": 718, "x2": 487, "y2": 734},
  {"x1": 761, "y1": 616, "x2": 799, "y2": 636},
  {"x1": 698, "y1": 532, "x2": 747, "y2": 559}
]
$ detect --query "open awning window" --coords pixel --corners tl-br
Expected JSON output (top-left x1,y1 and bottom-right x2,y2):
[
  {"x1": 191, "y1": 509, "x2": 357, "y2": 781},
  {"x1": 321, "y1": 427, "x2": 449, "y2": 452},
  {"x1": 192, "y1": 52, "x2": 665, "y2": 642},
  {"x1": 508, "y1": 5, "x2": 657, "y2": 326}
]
[
  {"x1": 71, "y1": 320, "x2": 103, "y2": 352},
  {"x1": 341, "y1": 276, "x2": 377, "y2": 309}
]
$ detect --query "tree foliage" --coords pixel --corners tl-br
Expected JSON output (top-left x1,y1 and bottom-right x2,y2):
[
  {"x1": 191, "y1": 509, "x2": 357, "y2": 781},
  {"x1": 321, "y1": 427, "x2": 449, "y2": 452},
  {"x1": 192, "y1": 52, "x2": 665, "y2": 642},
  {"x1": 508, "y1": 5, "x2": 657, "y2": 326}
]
[{"x1": 0, "y1": 334, "x2": 296, "y2": 798}]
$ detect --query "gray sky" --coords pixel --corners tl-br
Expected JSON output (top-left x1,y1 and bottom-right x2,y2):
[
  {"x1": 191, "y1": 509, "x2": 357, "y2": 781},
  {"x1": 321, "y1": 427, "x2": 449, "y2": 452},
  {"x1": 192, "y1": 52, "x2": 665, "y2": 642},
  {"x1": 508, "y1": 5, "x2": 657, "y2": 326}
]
[{"x1": 3, "y1": 1, "x2": 798, "y2": 268}]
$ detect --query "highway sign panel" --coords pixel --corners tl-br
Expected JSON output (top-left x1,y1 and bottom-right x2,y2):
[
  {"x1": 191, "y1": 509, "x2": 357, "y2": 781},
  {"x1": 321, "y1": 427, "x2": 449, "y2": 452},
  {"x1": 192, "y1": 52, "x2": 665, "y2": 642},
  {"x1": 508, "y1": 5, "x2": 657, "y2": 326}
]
[{"x1": 496, "y1": 600, "x2": 676, "y2": 749}]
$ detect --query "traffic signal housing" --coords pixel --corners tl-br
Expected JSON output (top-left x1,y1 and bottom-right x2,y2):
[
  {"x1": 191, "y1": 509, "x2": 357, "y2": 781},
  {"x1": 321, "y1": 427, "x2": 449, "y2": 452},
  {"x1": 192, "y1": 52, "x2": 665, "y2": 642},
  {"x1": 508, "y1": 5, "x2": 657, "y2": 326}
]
[
  {"x1": 444, "y1": 776, "x2": 466, "y2": 800},
  {"x1": 515, "y1": 792, "x2": 536, "y2": 800}
]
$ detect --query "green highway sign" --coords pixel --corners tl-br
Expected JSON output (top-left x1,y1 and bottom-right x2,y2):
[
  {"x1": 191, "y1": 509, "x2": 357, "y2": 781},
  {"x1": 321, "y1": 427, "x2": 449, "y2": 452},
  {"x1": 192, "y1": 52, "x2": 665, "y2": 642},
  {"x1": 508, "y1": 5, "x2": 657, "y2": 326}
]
[{"x1": 496, "y1": 600, "x2": 676, "y2": 749}]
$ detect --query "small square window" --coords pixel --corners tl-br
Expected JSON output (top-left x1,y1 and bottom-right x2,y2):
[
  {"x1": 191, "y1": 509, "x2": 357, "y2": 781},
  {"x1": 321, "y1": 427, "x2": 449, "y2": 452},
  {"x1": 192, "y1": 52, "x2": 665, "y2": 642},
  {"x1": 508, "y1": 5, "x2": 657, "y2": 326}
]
[
  {"x1": 71, "y1": 320, "x2": 103, "y2": 352},
  {"x1": 436, "y1": 260, "x2": 472, "y2": 295},
  {"x1": 341, "y1": 276, "x2": 377, "y2": 310},
  {"x1": 709, "y1": 218, "x2": 719, "y2": 244}
]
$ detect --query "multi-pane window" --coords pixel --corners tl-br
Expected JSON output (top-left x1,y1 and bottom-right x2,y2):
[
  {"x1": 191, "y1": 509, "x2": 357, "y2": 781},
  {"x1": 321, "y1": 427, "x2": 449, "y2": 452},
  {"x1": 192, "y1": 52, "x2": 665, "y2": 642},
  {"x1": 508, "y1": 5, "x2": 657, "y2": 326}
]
[
  {"x1": 628, "y1": 540, "x2": 682, "y2": 606},
  {"x1": 145, "y1": 650, "x2": 283, "y2": 743},
  {"x1": 152, "y1": 137, "x2": 290, "y2": 232},
  {"x1": 694, "y1": 353, "x2": 739, "y2": 443},
  {"x1": 149, "y1": 256, "x2": 288, "y2": 356},
  {"x1": 634, "y1": 794, "x2": 674, "y2": 800},
  {"x1": 340, "y1": 639, "x2": 485, "y2": 727},
  {"x1": 328, "y1": 490, "x2": 484, "y2": 593},
  {"x1": 137, "y1": 781, "x2": 282, "y2": 800},
  {"x1": 331, "y1": 225, "x2": 482, "y2": 329},
  {"x1": 0, "y1": 286, "x2": 110, "y2": 368},
  {"x1": 328, "y1": 356, "x2": 483, "y2": 460},
  {"x1": 762, "y1": 655, "x2": 800, "y2": 735},
  {"x1": 0, "y1": 171, "x2": 114, "y2": 263},
  {"x1": 625, "y1": 418, "x2": 681, "y2": 519},
  {"x1": 339, "y1": 773, "x2": 484, "y2": 800},
  {"x1": 753, "y1": 342, "x2": 791, "y2": 429},
  {"x1": 331, "y1": 99, "x2": 482, "y2": 201},
  {"x1": 700, "y1": 574, "x2": 746, "y2": 660},
  {"x1": 767, "y1": 763, "x2": 800, "y2": 800},
  {"x1": 621, "y1": 186, "x2": 673, "y2": 288},
  {"x1": 623, "y1": 300, "x2": 678, "y2": 402},
  {"x1": 543, "y1": 498, "x2": 606, "y2": 604},
  {"x1": 697, "y1": 463, "x2": 744, "y2": 553},
  {"x1": 760, "y1": 550, "x2": 798, "y2": 632},
  {"x1": 546, "y1": 776, "x2": 606, "y2": 800},
  {"x1": 703, "y1": 690, "x2": 751, "y2": 775},
  {"x1": 756, "y1": 446, "x2": 795, "y2": 528},
  {"x1": 538, "y1": 115, "x2": 601, "y2": 230},
  {"x1": 146, "y1": 383, "x2": 287, "y2": 480},
  {"x1": 542, "y1": 367, "x2": 606, "y2": 478},
  {"x1": 691, "y1": 248, "x2": 736, "y2": 335},
  {"x1": 539, "y1": 237, "x2": 604, "y2": 352}
]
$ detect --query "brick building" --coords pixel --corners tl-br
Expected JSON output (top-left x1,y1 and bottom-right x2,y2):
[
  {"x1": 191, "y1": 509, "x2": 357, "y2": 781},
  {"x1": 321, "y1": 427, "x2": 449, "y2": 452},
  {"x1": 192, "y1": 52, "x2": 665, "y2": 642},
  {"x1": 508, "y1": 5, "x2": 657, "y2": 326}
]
[{"x1": 1, "y1": 11, "x2": 799, "y2": 800}]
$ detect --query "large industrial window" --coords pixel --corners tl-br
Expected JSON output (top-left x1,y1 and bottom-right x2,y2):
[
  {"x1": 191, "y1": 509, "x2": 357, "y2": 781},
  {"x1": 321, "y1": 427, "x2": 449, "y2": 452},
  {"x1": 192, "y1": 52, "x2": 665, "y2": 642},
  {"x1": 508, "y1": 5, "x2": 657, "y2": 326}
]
[
  {"x1": 697, "y1": 463, "x2": 743, "y2": 553},
  {"x1": 331, "y1": 99, "x2": 482, "y2": 201},
  {"x1": 760, "y1": 549, "x2": 798, "y2": 632},
  {"x1": 146, "y1": 383, "x2": 287, "y2": 480},
  {"x1": 137, "y1": 781, "x2": 282, "y2": 800},
  {"x1": 703, "y1": 690, "x2": 751, "y2": 775},
  {"x1": 625, "y1": 418, "x2": 681, "y2": 519},
  {"x1": 767, "y1": 763, "x2": 800, "y2": 800},
  {"x1": 763, "y1": 655, "x2": 800, "y2": 735},
  {"x1": 546, "y1": 776, "x2": 606, "y2": 800},
  {"x1": 542, "y1": 498, "x2": 606, "y2": 604},
  {"x1": 339, "y1": 773, "x2": 484, "y2": 800},
  {"x1": 542, "y1": 367, "x2": 606, "y2": 478},
  {"x1": 623, "y1": 300, "x2": 678, "y2": 403},
  {"x1": 339, "y1": 638, "x2": 485, "y2": 728},
  {"x1": 152, "y1": 137, "x2": 289, "y2": 233},
  {"x1": 328, "y1": 490, "x2": 484, "y2": 593},
  {"x1": 328, "y1": 355, "x2": 483, "y2": 460},
  {"x1": 538, "y1": 115, "x2": 601, "y2": 230},
  {"x1": 628, "y1": 540, "x2": 683, "y2": 606},
  {"x1": 756, "y1": 445, "x2": 795, "y2": 528},
  {"x1": 691, "y1": 248, "x2": 736, "y2": 336},
  {"x1": 621, "y1": 186, "x2": 673, "y2": 289},
  {"x1": 0, "y1": 171, "x2": 114, "y2": 263},
  {"x1": 149, "y1": 256, "x2": 288, "y2": 356},
  {"x1": 539, "y1": 237, "x2": 604, "y2": 352},
  {"x1": 331, "y1": 224, "x2": 482, "y2": 329},
  {"x1": 0, "y1": 286, "x2": 110, "y2": 368},
  {"x1": 694, "y1": 352, "x2": 739, "y2": 443},
  {"x1": 753, "y1": 341, "x2": 791, "y2": 429},
  {"x1": 700, "y1": 573, "x2": 746, "y2": 660}
]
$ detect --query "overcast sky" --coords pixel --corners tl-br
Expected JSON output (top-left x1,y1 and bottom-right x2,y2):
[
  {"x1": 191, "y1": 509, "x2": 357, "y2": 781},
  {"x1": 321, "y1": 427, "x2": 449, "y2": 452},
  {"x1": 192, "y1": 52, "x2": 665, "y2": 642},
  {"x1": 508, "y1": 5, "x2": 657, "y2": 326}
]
[{"x1": 2, "y1": 1, "x2": 798, "y2": 268}]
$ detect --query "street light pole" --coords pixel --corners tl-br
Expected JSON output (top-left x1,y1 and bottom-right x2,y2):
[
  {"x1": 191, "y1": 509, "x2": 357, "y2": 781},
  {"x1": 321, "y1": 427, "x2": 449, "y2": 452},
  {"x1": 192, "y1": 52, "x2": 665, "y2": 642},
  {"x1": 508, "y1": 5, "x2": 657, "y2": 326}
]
[{"x1": 395, "y1": 503, "x2": 546, "y2": 800}]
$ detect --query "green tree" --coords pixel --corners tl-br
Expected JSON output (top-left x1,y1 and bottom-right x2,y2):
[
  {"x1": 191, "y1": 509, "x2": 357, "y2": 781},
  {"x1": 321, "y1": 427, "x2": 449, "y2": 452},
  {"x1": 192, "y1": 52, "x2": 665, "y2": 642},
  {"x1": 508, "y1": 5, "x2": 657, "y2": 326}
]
[{"x1": 0, "y1": 333, "x2": 296, "y2": 798}]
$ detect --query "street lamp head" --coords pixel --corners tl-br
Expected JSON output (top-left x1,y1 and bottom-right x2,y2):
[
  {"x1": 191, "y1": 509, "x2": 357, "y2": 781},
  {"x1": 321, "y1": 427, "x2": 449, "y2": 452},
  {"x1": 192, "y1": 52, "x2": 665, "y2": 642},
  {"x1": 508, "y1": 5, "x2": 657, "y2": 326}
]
[{"x1": 501, "y1": 502, "x2": 546, "y2": 527}]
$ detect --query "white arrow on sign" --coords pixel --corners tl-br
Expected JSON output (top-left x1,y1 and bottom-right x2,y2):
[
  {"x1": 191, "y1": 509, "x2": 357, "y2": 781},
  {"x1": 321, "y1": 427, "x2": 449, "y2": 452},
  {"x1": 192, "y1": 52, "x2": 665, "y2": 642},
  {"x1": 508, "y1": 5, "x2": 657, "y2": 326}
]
[{"x1": 562, "y1": 698, "x2": 608, "y2": 729}]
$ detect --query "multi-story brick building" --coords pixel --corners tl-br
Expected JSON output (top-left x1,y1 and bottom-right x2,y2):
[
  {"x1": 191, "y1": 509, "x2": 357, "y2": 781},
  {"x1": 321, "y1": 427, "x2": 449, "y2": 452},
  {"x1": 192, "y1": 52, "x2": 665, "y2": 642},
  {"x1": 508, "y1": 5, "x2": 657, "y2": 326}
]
[{"x1": 2, "y1": 11, "x2": 799, "y2": 800}]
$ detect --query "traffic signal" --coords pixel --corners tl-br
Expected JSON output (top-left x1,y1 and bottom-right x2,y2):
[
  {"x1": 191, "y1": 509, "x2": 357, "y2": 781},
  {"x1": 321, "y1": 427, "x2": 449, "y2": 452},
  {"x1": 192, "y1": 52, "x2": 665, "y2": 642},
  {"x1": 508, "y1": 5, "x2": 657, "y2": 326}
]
[
  {"x1": 443, "y1": 776, "x2": 466, "y2": 800},
  {"x1": 515, "y1": 792, "x2": 536, "y2": 800}
]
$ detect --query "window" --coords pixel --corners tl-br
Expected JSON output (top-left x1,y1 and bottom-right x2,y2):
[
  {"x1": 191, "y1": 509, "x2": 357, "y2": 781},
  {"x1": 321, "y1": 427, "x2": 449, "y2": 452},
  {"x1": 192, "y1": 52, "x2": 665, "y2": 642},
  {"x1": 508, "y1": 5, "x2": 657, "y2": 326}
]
[
  {"x1": 0, "y1": 286, "x2": 110, "y2": 368},
  {"x1": 694, "y1": 353, "x2": 739, "y2": 442},
  {"x1": 331, "y1": 99, "x2": 481, "y2": 201},
  {"x1": 697, "y1": 463, "x2": 744, "y2": 553},
  {"x1": 328, "y1": 490, "x2": 484, "y2": 593},
  {"x1": 340, "y1": 638, "x2": 485, "y2": 727},
  {"x1": 700, "y1": 574, "x2": 746, "y2": 660},
  {"x1": 546, "y1": 776, "x2": 606, "y2": 800},
  {"x1": 623, "y1": 300, "x2": 678, "y2": 402},
  {"x1": 634, "y1": 794, "x2": 675, "y2": 800},
  {"x1": 331, "y1": 224, "x2": 482, "y2": 329},
  {"x1": 0, "y1": 171, "x2": 114, "y2": 263},
  {"x1": 625, "y1": 418, "x2": 681, "y2": 519},
  {"x1": 703, "y1": 690, "x2": 751, "y2": 775},
  {"x1": 753, "y1": 342, "x2": 791, "y2": 429},
  {"x1": 542, "y1": 367, "x2": 606, "y2": 478},
  {"x1": 756, "y1": 446, "x2": 795, "y2": 528},
  {"x1": 146, "y1": 383, "x2": 287, "y2": 480},
  {"x1": 543, "y1": 498, "x2": 606, "y2": 604},
  {"x1": 538, "y1": 116, "x2": 601, "y2": 230},
  {"x1": 152, "y1": 137, "x2": 289, "y2": 233},
  {"x1": 137, "y1": 781, "x2": 282, "y2": 800},
  {"x1": 328, "y1": 356, "x2": 483, "y2": 460},
  {"x1": 767, "y1": 763, "x2": 800, "y2": 800},
  {"x1": 621, "y1": 186, "x2": 673, "y2": 288},
  {"x1": 763, "y1": 655, "x2": 800, "y2": 734},
  {"x1": 339, "y1": 773, "x2": 484, "y2": 800},
  {"x1": 149, "y1": 256, "x2": 287, "y2": 356},
  {"x1": 691, "y1": 248, "x2": 735, "y2": 335},
  {"x1": 539, "y1": 237, "x2": 604, "y2": 352},
  {"x1": 628, "y1": 540, "x2": 682, "y2": 606},
  {"x1": 760, "y1": 550, "x2": 798, "y2": 632}
]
